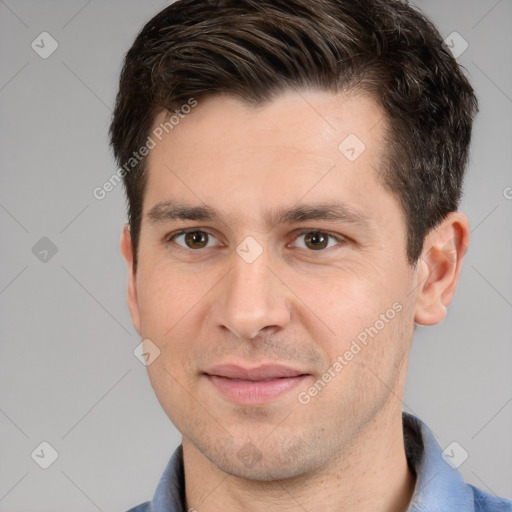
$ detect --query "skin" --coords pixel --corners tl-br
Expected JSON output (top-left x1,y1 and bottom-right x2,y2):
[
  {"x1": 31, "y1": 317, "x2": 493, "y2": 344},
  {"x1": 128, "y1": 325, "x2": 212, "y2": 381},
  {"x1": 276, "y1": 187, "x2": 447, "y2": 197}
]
[{"x1": 120, "y1": 89, "x2": 470, "y2": 512}]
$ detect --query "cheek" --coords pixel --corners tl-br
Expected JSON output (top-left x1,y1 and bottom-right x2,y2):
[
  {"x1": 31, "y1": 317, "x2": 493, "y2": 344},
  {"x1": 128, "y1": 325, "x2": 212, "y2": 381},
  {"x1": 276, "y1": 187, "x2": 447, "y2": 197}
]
[
  {"x1": 136, "y1": 263, "x2": 202, "y2": 338},
  {"x1": 290, "y1": 262, "x2": 409, "y2": 365},
  {"x1": 289, "y1": 263, "x2": 390, "y2": 326},
  {"x1": 135, "y1": 262, "x2": 225, "y2": 379},
  {"x1": 139, "y1": 267, "x2": 203, "y2": 411}
]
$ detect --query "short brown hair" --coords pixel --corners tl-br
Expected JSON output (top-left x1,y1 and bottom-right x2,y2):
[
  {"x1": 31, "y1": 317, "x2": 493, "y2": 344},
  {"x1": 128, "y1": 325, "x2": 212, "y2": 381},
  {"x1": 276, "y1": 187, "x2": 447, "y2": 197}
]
[{"x1": 109, "y1": 0, "x2": 478, "y2": 270}]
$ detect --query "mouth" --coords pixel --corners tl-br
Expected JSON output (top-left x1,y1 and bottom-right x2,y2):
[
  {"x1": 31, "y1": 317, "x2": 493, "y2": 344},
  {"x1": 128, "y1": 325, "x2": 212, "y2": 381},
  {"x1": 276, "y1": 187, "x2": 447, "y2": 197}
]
[{"x1": 204, "y1": 364, "x2": 311, "y2": 405}]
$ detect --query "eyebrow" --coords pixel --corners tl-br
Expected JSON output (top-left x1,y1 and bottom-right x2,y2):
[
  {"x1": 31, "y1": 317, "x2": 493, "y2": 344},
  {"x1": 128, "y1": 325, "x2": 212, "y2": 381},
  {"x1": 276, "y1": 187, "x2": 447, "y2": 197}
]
[{"x1": 146, "y1": 200, "x2": 376, "y2": 232}]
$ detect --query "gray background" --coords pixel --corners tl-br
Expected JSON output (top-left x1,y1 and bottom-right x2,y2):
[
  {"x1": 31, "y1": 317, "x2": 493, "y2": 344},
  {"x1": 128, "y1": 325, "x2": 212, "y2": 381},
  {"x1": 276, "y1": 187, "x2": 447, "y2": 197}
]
[{"x1": 0, "y1": 0, "x2": 511, "y2": 510}]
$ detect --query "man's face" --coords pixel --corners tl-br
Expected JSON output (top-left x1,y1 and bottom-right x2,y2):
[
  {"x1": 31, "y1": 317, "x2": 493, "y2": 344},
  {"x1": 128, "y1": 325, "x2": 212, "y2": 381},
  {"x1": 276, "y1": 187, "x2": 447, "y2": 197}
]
[{"x1": 123, "y1": 89, "x2": 423, "y2": 479}]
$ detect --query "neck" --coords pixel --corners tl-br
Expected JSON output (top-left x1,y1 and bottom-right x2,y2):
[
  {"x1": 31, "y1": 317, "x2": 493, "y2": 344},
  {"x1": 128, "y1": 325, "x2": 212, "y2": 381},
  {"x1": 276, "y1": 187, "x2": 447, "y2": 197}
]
[{"x1": 183, "y1": 405, "x2": 417, "y2": 512}]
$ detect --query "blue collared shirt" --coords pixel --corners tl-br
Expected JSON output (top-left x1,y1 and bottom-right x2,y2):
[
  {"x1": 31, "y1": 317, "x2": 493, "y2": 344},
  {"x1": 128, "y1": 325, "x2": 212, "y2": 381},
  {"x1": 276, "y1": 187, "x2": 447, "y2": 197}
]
[{"x1": 127, "y1": 412, "x2": 512, "y2": 511}]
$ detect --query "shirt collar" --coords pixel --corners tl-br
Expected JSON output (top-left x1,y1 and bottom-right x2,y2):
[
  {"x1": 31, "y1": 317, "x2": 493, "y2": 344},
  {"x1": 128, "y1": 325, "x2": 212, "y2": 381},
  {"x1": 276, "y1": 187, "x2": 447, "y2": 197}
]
[
  {"x1": 147, "y1": 443, "x2": 185, "y2": 512},
  {"x1": 402, "y1": 411, "x2": 475, "y2": 511},
  {"x1": 146, "y1": 412, "x2": 477, "y2": 512}
]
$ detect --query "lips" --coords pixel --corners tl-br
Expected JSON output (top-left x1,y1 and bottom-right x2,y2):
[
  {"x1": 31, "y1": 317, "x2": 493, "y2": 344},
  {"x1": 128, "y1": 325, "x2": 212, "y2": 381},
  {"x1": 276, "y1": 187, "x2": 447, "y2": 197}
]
[
  {"x1": 205, "y1": 364, "x2": 307, "y2": 381},
  {"x1": 204, "y1": 364, "x2": 310, "y2": 404}
]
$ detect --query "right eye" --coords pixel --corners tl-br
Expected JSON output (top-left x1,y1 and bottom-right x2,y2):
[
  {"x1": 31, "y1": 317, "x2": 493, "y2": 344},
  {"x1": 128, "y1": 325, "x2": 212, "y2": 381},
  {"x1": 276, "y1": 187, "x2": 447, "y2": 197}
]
[{"x1": 166, "y1": 229, "x2": 222, "y2": 251}]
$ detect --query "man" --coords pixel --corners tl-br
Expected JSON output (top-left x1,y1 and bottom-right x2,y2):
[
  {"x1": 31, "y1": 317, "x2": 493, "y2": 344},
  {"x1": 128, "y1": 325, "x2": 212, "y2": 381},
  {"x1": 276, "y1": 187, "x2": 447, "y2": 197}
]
[{"x1": 109, "y1": 0, "x2": 512, "y2": 510}]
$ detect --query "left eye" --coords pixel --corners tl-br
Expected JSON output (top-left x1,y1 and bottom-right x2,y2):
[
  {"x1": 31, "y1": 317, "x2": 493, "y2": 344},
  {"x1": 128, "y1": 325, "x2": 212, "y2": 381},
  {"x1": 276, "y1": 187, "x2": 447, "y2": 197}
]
[{"x1": 291, "y1": 230, "x2": 345, "y2": 251}]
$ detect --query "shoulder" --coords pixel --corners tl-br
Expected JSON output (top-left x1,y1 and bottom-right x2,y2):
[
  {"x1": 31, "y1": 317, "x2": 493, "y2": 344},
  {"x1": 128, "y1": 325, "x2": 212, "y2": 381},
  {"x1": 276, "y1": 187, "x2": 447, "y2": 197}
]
[
  {"x1": 470, "y1": 485, "x2": 512, "y2": 512},
  {"x1": 125, "y1": 502, "x2": 150, "y2": 512}
]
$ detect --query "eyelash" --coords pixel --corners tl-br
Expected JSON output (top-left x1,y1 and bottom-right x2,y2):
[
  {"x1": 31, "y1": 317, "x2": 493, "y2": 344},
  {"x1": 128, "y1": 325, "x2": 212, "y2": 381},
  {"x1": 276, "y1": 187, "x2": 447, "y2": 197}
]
[{"x1": 164, "y1": 228, "x2": 347, "y2": 253}]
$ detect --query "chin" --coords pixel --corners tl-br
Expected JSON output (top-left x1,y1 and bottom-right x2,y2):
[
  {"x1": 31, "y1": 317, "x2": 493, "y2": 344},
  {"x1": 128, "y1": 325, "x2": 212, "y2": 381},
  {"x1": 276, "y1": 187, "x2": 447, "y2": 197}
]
[{"x1": 198, "y1": 436, "x2": 319, "y2": 482}]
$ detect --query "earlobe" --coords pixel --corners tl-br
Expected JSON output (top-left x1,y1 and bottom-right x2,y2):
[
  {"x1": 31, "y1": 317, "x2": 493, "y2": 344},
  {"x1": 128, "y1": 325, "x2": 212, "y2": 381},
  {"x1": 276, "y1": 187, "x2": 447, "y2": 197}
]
[
  {"x1": 413, "y1": 212, "x2": 470, "y2": 326},
  {"x1": 120, "y1": 224, "x2": 142, "y2": 335}
]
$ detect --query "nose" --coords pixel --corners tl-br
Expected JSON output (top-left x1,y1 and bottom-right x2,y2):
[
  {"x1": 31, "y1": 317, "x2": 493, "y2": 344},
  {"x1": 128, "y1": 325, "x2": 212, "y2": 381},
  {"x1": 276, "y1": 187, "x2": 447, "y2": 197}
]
[{"x1": 212, "y1": 244, "x2": 292, "y2": 341}]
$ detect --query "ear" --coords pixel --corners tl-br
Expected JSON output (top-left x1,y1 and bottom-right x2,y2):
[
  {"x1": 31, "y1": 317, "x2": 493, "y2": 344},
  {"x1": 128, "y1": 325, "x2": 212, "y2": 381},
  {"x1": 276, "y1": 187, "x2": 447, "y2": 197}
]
[
  {"x1": 120, "y1": 224, "x2": 142, "y2": 336},
  {"x1": 414, "y1": 212, "x2": 470, "y2": 326}
]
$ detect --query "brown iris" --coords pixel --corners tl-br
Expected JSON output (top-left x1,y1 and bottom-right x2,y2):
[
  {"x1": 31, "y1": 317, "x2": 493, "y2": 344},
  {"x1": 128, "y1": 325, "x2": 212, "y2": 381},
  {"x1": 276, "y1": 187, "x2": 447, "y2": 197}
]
[
  {"x1": 304, "y1": 231, "x2": 329, "y2": 250},
  {"x1": 184, "y1": 231, "x2": 209, "y2": 249}
]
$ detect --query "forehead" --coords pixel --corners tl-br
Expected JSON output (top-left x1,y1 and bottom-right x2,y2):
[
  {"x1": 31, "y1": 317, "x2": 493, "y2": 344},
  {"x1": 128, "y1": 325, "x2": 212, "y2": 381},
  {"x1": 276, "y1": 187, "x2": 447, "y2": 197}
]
[
  {"x1": 149, "y1": 88, "x2": 386, "y2": 163},
  {"x1": 142, "y1": 89, "x2": 398, "y2": 230}
]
